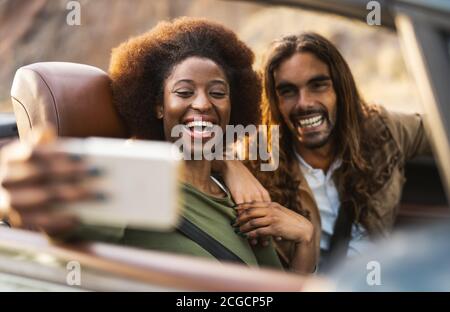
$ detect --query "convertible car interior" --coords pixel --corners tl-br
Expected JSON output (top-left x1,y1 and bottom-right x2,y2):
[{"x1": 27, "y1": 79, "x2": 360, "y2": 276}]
[{"x1": 0, "y1": 0, "x2": 449, "y2": 292}]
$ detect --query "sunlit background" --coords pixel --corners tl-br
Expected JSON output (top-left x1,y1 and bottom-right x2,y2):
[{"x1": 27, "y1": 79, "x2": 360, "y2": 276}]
[{"x1": 0, "y1": 0, "x2": 421, "y2": 114}]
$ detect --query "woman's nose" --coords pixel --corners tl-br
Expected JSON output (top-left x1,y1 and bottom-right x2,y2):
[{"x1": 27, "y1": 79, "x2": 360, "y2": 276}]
[{"x1": 191, "y1": 91, "x2": 213, "y2": 112}]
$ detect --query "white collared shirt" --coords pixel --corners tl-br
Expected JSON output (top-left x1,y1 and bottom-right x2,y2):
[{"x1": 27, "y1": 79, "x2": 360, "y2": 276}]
[{"x1": 295, "y1": 153, "x2": 375, "y2": 257}]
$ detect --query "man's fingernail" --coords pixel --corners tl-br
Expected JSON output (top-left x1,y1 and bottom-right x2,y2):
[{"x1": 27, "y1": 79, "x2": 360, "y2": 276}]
[{"x1": 87, "y1": 167, "x2": 103, "y2": 177}]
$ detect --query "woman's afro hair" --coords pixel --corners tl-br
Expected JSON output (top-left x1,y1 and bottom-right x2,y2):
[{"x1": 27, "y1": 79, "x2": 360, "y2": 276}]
[{"x1": 109, "y1": 17, "x2": 262, "y2": 140}]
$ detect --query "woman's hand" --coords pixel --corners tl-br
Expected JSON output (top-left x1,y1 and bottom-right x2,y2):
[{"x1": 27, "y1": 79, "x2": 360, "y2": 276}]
[
  {"x1": 234, "y1": 201, "x2": 317, "y2": 274},
  {"x1": 233, "y1": 202, "x2": 314, "y2": 244},
  {"x1": 216, "y1": 160, "x2": 271, "y2": 204},
  {"x1": 0, "y1": 127, "x2": 95, "y2": 236}
]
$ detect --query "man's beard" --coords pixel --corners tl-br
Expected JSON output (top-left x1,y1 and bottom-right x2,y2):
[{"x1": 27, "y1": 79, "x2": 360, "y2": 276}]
[
  {"x1": 301, "y1": 129, "x2": 333, "y2": 149},
  {"x1": 290, "y1": 106, "x2": 335, "y2": 150}
]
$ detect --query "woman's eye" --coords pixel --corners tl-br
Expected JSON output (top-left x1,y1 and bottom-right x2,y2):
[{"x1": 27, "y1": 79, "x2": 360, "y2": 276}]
[
  {"x1": 210, "y1": 91, "x2": 227, "y2": 99},
  {"x1": 174, "y1": 90, "x2": 193, "y2": 98}
]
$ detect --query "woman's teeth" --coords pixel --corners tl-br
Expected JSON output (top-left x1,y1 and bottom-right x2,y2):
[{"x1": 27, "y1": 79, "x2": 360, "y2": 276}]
[
  {"x1": 185, "y1": 120, "x2": 214, "y2": 132},
  {"x1": 298, "y1": 115, "x2": 324, "y2": 129}
]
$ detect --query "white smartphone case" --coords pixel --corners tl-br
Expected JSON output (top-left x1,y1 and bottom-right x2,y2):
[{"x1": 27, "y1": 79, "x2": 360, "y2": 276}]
[{"x1": 53, "y1": 137, "x2": 183, "y2": 230}]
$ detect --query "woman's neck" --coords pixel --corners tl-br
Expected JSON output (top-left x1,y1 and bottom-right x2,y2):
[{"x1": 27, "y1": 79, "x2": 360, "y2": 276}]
[{"x1": 182, "y1": 160, "x2": 222, "y2": 196}]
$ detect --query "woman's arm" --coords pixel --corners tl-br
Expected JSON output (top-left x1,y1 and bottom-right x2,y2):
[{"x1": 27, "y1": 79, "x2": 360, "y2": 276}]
[
  {"x1": 0, "y1": 127, "x2": 95, "y2": 237},
  {"x1": 212, "y1": 160, "x2": 271, "y2": 204},
  {"x1": 289, "y1": 235, "x2": 317, "y2": 274}
]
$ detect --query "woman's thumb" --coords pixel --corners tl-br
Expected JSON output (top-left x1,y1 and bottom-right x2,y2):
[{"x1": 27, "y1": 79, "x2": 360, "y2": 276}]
[{"x1": 27, "y1": 126, "x2": 57, "y2": 146}]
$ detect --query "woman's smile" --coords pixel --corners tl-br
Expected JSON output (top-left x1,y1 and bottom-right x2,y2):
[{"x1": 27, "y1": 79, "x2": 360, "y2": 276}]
[{"x1": 181, "y1": 115, "x2": 219, "y2": 140}]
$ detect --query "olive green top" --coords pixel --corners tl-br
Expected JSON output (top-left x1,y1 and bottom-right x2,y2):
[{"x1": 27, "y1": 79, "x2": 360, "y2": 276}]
[{"x1": 64, "y1": 182, "x2": 283, "y2": 270}]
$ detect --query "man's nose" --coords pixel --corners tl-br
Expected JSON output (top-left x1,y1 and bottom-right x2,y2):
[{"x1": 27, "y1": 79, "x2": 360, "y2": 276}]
[{"x1": 296, "y1": 89, "x2": 314, "y2": 110}]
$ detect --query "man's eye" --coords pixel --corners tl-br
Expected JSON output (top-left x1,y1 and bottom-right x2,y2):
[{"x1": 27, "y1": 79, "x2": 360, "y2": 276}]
[
  {"x1": 310, "y1": 82, "x2": 329, "y2": 91},
  {"x1": 279, "y1": 88, "x2": 296, "y2": 97}
]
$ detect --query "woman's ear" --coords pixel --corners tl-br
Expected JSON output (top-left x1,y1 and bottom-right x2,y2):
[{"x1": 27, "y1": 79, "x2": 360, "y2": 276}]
[{"x1": 155, "y1": 105, "x2": 164, "y2": 119}]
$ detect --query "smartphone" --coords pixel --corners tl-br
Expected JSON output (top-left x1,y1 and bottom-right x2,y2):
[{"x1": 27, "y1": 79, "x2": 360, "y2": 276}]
[{"x1": 53, "y1": 137, "x2": 183, "y2": 230}]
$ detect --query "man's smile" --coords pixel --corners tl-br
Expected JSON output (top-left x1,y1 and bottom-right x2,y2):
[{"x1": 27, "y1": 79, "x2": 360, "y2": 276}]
[{"x1": 296, "y1": 113, "x2": 326, "y2": 132}]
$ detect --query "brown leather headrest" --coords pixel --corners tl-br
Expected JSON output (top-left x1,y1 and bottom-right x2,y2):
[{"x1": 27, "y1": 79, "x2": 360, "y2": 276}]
[{"x1": 10, "y1": 62, "x2": 127, "y2": 139}]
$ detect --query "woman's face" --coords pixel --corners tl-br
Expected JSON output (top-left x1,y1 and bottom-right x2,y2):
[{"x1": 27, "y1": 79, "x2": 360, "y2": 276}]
[{"x1": 160, "y1": 56, "x2": 231, "y2": 155}]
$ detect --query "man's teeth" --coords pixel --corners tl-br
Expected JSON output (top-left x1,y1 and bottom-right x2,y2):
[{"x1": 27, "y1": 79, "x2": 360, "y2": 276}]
[
  {"x1": 185, "y1": 120, "x2": 214, "y2": 131},
  {"x1": 298, "y1": 115, "x2": 324, "y2": 128}
]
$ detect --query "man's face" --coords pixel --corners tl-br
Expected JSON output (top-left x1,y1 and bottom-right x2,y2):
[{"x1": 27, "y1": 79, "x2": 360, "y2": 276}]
[{"x1": 274, "y1": 52, "x2": 337, "y2": 150}]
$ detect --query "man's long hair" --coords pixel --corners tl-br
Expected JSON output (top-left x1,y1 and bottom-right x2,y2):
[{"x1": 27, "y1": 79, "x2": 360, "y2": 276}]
[{"x1": 253, "y1": 33, "x2": 381, "y2": 227}]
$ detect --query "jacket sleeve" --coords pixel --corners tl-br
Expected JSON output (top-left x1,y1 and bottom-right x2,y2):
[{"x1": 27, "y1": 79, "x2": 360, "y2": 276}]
[{"x1": 383, "y1": 109, "x2": 432, "y2": 160}]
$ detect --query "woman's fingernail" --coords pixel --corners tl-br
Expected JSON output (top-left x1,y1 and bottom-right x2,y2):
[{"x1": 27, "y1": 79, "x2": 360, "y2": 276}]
[
  {"x1": 93, "y1": 192, "x2": 108, "y2": 201},
  {"x1": 234, "y1": 228, "x2": 246, "y2": 238},
  {"x1": 87, "y1": 167, "x2": 103, "y2": 177},
  {"x1": 68, "y1": 154, "x2": 83, "y2": 162}
]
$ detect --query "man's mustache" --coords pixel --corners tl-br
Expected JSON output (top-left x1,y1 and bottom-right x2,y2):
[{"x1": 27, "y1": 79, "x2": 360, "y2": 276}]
[{"x1": 290, "y1": 105, "x2": 329, "y2": 122}]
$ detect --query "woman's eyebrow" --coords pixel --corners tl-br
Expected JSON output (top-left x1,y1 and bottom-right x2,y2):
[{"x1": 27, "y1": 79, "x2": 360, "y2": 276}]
[
  {"x1": 209, "y1": 79, "x2": 228, "y2": 86},
  {"x1": 173, "y1": 79, "x2": 227, "y2": 86},
  {"x1": 171, "y1": 79, "x2": 195, "y2": 91},
  {"x1": 173, "y1": 79, "x2": 194, "y2": 85}
]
